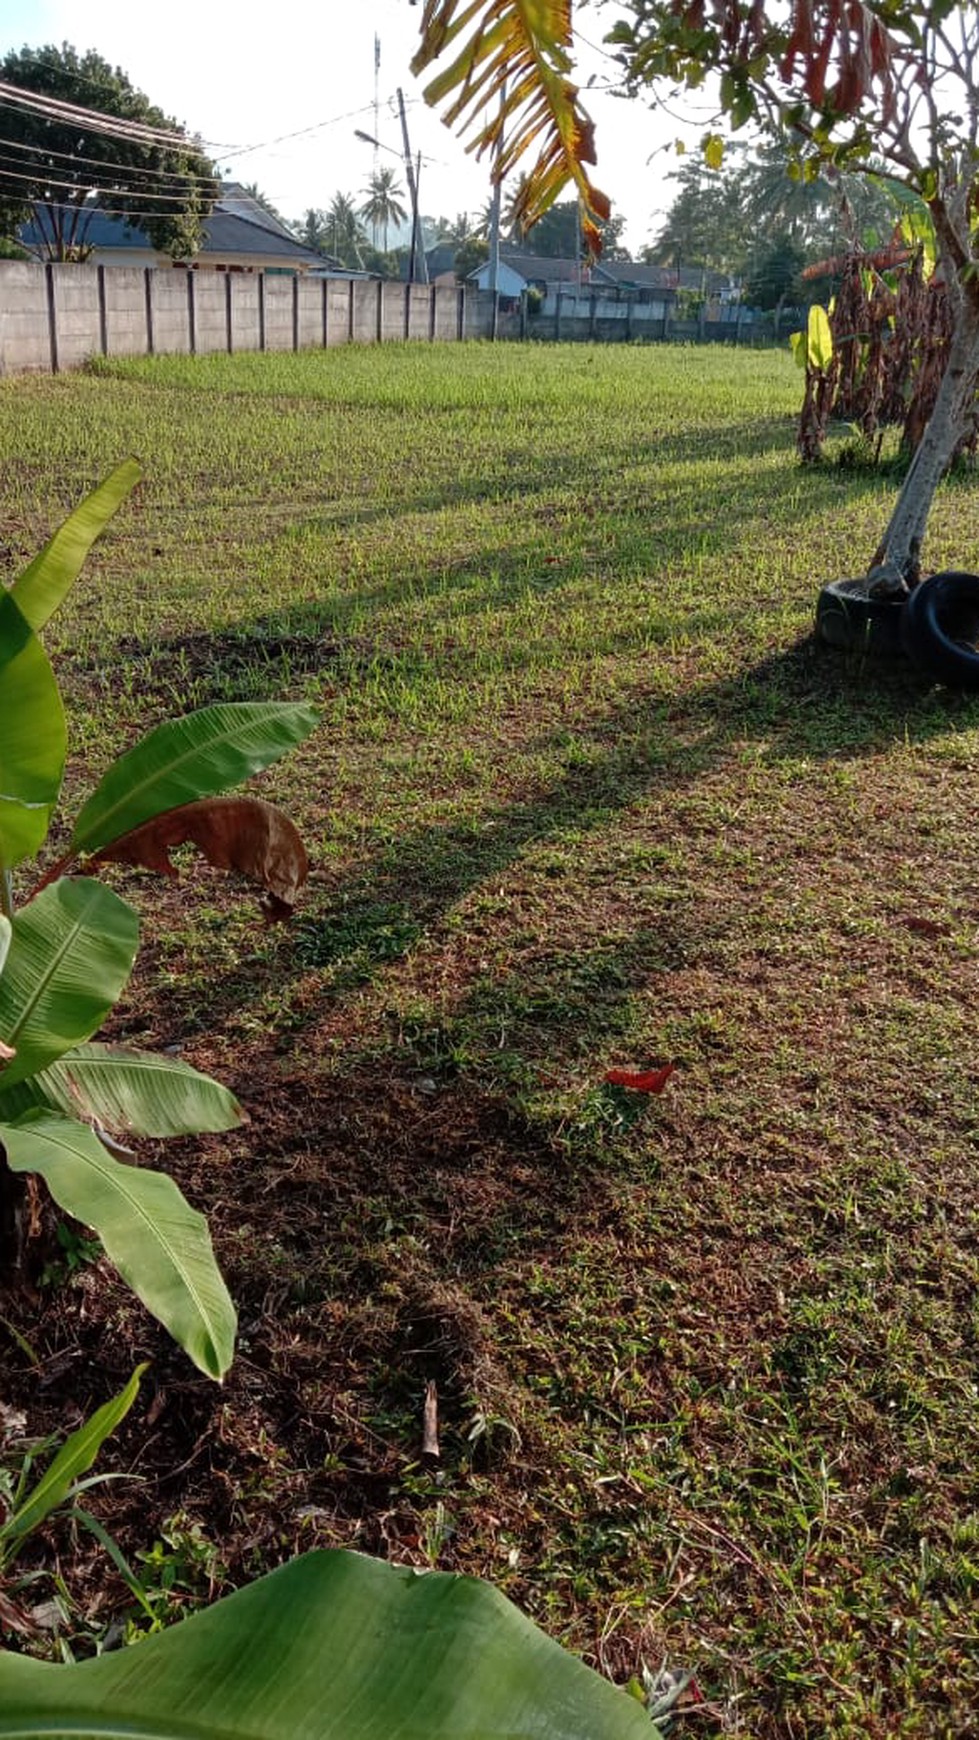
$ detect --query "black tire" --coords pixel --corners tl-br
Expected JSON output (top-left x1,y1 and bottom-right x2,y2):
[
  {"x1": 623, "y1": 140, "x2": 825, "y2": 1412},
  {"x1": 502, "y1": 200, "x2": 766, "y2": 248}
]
[
  {"x1": 900, "y1": 570, "x2": 979, "y2": 688},
  {"x1": 814, "y1": 577, "x2": 908, "y2": 658}
]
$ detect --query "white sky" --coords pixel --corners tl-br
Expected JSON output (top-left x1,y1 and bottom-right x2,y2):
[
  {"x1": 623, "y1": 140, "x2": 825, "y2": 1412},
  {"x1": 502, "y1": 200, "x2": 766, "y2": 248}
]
[{"x1": 1, "y1": 0, "x2": 721, "y2": 252}]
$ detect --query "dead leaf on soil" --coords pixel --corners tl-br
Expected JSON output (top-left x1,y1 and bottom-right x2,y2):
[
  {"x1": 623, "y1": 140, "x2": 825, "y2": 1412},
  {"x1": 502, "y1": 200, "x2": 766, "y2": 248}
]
[
  {"x1": 91, "y1": 796, "x2": 309, "y2": 920},
  {"x1": 897, "y1": 915, "x2": 951, "y2": 938},
  {"x1": 0, "y1": 1590, "x2": 36, "y2": 1638}
]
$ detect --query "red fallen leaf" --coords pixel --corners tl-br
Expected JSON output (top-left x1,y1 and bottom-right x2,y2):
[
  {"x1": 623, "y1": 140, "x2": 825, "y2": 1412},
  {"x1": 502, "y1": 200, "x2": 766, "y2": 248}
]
[
  {"x1": 898, "y1": 915, "x2": 951, "y2": 938},
  {"x1": 604, "y1": 1063, "x2": 675, "y2": 1093}
]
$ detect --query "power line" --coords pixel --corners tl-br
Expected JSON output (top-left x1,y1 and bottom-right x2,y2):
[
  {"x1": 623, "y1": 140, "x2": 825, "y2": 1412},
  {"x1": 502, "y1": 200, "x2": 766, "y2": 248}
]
[
  {"x1": 0, "y1": 86, "x2": 382, "y2": 180},
  {"x1": 0, "y1": 80, "x2": 204, "y2": 150},
  {"x1": 216, "y1": 101, "x2": 378, "y2": 163},
  {"x1": 0, "y1": 158, "x2": 213, "y2": 206},
  {"x1": 0, "y1": 128, "x2": 222, "y2": 189}
]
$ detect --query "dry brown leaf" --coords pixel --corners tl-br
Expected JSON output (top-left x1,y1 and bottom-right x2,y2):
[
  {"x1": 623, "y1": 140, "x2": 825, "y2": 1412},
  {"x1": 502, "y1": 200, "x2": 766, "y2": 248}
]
[
  {"x1": 92, "y1": 796, "x2": 309, "y2": 920},
  {"x1": 898, "y1": 914, "x2": 951, "y2": 939}
]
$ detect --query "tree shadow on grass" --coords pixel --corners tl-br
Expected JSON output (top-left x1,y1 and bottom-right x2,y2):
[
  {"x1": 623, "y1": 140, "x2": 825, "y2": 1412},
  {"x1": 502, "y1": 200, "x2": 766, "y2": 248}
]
[
  {"x1": 143, "y1": 631, "x2": 979, "y2": 1046},
  {"x1": 59, "y1": 445, "x2": 901, "y2": 718}
]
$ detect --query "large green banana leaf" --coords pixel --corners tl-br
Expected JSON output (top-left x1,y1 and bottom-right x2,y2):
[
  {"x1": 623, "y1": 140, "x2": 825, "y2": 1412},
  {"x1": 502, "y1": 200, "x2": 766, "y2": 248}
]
[
  {"x1": 0, "y1": 879, "x2": 138, "y2": 1090},
  {"x1": 0, "y1": 1365, "x2": 145, "y2": 1558},
  {"x1": 70, "y1": 701, "x2": 320, "y2": 856},
  {"x1": 0, "y1": 1042, "x2": 245, "y2": 1136},
  {"x1": 8, "y1": 461, "x2": 142, "y2": 633},
  {"x1": 0, "y1": 1549, "x2": 658, "y2": 1739},
  {"x1": 0, "y1": 1111, "x2": 235, "y2": 1380},
  {"x1": 0, "y1": 593, "x2": 66, "y2": 871}
]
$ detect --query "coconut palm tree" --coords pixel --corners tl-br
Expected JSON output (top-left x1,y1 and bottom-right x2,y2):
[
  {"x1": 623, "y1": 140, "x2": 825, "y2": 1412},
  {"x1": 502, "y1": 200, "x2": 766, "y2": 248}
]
[
  {"x1": 326, "y1": 192, "x2": 367, "y2": 269},
  {"x1": 293, "y1": 208, "x2": 328, "y2": 254},
  {"x1": 359, "y1": 168, "x2": 408, "y2": 254}
]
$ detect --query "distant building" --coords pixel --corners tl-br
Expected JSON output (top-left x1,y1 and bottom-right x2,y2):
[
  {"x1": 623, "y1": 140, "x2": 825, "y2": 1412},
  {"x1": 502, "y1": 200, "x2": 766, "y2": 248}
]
[
  {"x1": 469, "y1": 250, "x2": 740, "y2": 324},
  {"x1": 19, "y1": 183, "x2": 364, "y2": 275}
]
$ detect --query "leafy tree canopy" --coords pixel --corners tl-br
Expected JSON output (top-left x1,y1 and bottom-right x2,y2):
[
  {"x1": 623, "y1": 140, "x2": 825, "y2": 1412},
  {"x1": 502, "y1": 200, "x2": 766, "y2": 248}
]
[
  {"x1": 742, "y1": 232, "x2": 806, "y2": 311},
  {"x1": 0, "y1": 43, "x2": 219, "y2": 261},
  {"x1": 646, "y1": 143, "x2": 905, "y2": 278},
  {"x1": 454, "y1": 234, "x2": 489, "y2": 280},
  {"x1": 510, "y1": 197, "x2": 629, "y2": 259}
]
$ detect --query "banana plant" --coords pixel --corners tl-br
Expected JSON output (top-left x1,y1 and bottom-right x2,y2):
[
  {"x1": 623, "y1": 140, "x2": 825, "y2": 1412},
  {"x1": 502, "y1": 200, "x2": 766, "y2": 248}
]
[
  {"x1": 0, "y1": 1366, "x2": 145, "y2": 1574},
  {"x1": 0, "y1": 463, "x2": 319, "y2": 1379},
  {"x1": 0, "y1": 1547, "x2": 661, "y2": 1738}
]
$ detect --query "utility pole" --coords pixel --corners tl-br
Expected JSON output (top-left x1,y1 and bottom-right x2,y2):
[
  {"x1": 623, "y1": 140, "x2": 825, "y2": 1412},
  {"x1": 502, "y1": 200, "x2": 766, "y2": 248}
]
[
  {"x1": 486, "y1": 81, "x2": 506, "y2": 339},
  {"x1": 397, "y1": 87, "x2": 428, "y2": 284},
  {"x1": 371, "y1": 36, "x2": 381, "y2": 250}
]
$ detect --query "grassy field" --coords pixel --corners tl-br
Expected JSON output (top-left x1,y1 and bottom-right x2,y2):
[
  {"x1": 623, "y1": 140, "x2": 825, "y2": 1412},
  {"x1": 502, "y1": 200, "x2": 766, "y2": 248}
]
[{"x1": 3, "y1": 341, "x2": 979, "y2": 1737}]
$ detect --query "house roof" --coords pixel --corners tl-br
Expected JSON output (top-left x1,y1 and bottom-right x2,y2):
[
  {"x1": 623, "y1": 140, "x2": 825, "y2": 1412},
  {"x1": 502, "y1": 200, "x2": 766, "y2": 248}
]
[
  {"x1": 596, "y1": 260, "x2": 733, "y2": 294},
  {"x1": 497, "y1": 251, "x2": 589, "y2": 284},
  {"x1": 592, "y1": 260, "x2": 678, "y2": 291},
  {"x1": 20, "y1": 183, "x2": 326, "y2": 268}
]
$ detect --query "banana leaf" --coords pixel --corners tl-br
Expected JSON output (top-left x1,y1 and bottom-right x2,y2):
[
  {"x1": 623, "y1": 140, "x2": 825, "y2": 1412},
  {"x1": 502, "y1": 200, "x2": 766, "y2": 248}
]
[
  {"x1": 0, "y1": 879, "x2": 138, "y2": 1090},
  {"x1": 9, "y1": 461, "x2": 142, "y2": 633},
  {"x1": 1, "y1": 1111, "x2": 235, "y2": 1380},
  {"x1": 70, "y1": 701, "x2": 320, "y2": 856},
  {"x1": 0, "y1": 1042, "x2": 245, "y2": 1137},
  {"x1": 0, "y1": 1549, "x2": 658, "y2": 1738},
  {"x1": 0, "y1": 593, "x2": 66, "y2": 871}
]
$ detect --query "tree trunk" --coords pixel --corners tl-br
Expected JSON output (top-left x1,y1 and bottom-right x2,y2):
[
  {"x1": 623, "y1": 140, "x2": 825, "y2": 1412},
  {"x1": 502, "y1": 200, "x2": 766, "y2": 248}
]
[{"x1": 872, "y1": 270, "x2": 979, "y2": 580}]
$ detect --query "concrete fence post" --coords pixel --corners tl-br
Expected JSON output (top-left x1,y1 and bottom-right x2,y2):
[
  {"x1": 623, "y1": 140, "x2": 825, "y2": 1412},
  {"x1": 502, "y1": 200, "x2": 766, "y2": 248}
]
[
  {"x1": 555, "y1": 289, "x2": 562, "y2": 341},
  {"x1": 322, "y1": 277, "x2": 329, "y2": 348},
  {"x1": 44, "y1": 264, "x2": 58, "y2": 373},
  {"x1": 225, "y1": 273, "x2": 234, "y2": 353},
  {"x1": 258, "y1": 273, "x2": 266, "y2": 352},
  {"x1": 186, "y1": 270, "x2": 196, "y2": 355},
  {"x1": 144, "y1": 268, "x2": 155, "y2": 355},
  {"x1": 347, "y1": 279, "x2": 355, "y2": 342},
  {"x1": 292, "y1": 274, "x2": 300, "y2": 351},
  {"x1": 97, "y1": 265, "x2": 108, "y2": 357}
]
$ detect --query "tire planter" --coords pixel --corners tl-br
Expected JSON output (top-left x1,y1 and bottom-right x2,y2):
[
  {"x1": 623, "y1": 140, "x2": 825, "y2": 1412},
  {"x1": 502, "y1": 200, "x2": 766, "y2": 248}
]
[
  {"x1": 900, "y1": 570, "x2": 979, "y2": 688},
  {"x1": 814, "y1": 577, "x2": 908, "y2": 658}
]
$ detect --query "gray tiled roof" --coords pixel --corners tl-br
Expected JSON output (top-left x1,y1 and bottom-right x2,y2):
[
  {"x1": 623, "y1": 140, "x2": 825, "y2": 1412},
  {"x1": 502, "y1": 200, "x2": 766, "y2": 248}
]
[{"x1": 20, "y1": 183, "x2": 325, "y2": 267}]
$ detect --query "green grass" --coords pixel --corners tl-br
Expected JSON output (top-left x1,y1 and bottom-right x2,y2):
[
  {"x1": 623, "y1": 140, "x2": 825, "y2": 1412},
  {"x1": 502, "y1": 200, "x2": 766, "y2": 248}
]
[{"x1": 4, "y1": 341, "x2": 979, "y2": 1735}]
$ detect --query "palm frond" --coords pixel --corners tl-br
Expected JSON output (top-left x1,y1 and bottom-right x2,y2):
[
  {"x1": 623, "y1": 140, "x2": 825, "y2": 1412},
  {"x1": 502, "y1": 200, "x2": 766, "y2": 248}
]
[{"x1": 411, "y1": 0, "x2": 610, "y2": 251}]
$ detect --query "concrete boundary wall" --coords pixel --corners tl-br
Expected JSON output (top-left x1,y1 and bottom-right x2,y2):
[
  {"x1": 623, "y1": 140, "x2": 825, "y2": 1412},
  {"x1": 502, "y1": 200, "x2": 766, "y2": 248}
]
[{"x1": 0, "y1": 261, "x2": 488, "y2": 374}]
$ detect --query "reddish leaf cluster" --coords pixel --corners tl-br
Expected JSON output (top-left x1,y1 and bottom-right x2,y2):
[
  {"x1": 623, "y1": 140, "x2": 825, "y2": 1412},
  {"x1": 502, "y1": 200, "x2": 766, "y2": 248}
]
[
  {"x1": 782, "y1": 0, "x2": 898, "y2": 119},
  {"x1": 677, "y1": 0, "x2": 901, "y2": 122}
]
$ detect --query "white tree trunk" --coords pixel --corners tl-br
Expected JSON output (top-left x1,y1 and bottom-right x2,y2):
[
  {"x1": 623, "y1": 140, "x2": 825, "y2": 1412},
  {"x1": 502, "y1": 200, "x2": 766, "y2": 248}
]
[{"x1": 872, "y1": 255, "x2": 979, "y2": 580}]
